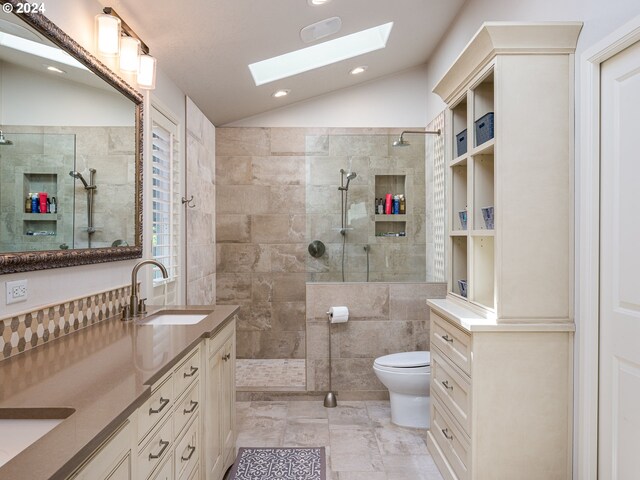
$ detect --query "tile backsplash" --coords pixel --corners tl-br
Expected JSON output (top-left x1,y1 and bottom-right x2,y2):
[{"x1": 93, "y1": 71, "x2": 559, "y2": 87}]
[{"x1": 0, "y1": 285, "x2": 130, "y2": 360}]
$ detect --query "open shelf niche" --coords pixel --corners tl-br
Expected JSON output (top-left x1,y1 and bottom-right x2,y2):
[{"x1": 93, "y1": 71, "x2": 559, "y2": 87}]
[{"x1": 374, "y1": 174, "x2": 407, "y2": 237}]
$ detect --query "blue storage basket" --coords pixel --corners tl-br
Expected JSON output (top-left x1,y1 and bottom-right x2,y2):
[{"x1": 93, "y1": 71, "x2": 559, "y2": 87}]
[
  {"x1": 475, "y1": 112, "x2": 494, "y2": 146},
  {"x1": 456, "y1": 129, "x2": 467, "y2": 157}
]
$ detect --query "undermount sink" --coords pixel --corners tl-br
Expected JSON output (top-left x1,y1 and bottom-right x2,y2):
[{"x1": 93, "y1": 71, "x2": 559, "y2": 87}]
[
  {"x1": 0, "y1": 408, "x2": 73, "y2": 467},
  {"x1": 139, "y1": 311, "x2": 210, "y2": 326}
]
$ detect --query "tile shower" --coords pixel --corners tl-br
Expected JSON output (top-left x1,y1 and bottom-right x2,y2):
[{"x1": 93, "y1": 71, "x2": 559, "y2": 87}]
[
  {"x1": 215, "y1": 127, "x2": 444, "y2": 393},
  {"x1": 0, "y1": 126, "x2": 135, "y2": 251}
]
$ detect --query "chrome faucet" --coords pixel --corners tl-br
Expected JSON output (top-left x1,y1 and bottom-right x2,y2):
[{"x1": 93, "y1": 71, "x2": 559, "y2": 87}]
[{"x1": 122, "y1": 259, "x2": 168, "y2": 320}]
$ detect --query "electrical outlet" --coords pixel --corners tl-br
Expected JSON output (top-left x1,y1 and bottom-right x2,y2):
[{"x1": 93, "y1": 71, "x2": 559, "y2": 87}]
[{"x1": 6, "y1": 280, "x2": 28, "y2": 305}]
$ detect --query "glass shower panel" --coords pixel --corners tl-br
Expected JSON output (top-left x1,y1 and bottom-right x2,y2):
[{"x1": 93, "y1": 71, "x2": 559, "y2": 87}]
[{"x1": 305, "y1": 133, "x2": 427, "y2": 283}]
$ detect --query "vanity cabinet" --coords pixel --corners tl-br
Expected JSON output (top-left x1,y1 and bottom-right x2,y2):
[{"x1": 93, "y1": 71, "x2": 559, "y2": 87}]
[
  {"x1": 66, "y1": 317, "x2": 236, "y2": 480},
  {"x1": 204, "y1": 317, "x2": 236, "y2": 480},
  {"x1": 427, "y1": 22, "x2": 582, "y2": 480}
]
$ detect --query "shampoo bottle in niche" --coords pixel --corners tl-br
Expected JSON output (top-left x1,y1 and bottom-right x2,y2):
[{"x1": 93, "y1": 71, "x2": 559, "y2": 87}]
[
  {"x1": 385, "y1": 193, "x2": 392, "y2": 215},
  {"x1": 31, "y1": 193, "x2": 38, "y2": 213},
  {"x1": 50, "y1": 196, "x2": 57, "y2": 214},
  {"x1": 39, "y1": 192, "x2": 48, "y2": 214},
  {"x1": 25, "y1": 194, "x2": 32, "y2": 213},
  {"x1": 393, "y1": 195, "x2": 400, "y2": 214},
  {"x1": 399, "y1": 195, "x2": 406, "y2": 214}
]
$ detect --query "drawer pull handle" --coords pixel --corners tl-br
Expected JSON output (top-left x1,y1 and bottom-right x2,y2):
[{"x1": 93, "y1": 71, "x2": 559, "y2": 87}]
[
  {"x1": 183, "y1": 400, "x2": 198, "y2": 414},
  {"x1": 148, "y1": 439, "x2": 169, "y2": 460},
  {"x1": 441, "y1": 380, "x2": 454, "y2": 391},
  {"x1": 441, "y1": 428, "x2": 454, "y2": 441},
  {"x1": 183, "y1": 366, "x2": 198, "y2": 378},
  {"x1": 223, "y1": 353, "x2": 231, "y2": 361},
  {"x1": 149, "y1": 397, "x2": 169, "y2": 415},
  {"x1": 442, "y1": 334, "x2": 454, "y2": 343},
  {"x1": 181, "y1": 444, "x2": 196, "y2": 462}
]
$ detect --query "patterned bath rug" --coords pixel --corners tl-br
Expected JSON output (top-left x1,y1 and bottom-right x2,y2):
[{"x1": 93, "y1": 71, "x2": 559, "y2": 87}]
[{"x1": 227, "y1": 447, "x2": 326, "y2": 480}]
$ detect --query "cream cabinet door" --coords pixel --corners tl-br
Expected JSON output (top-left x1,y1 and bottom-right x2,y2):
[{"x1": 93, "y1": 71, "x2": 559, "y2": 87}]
[
  {"x1": 205, "y1": 345, "x2": 223, "y2": 480},
  {"x1": 221, "y1": 333, "x2": 236, "y2": 467}
]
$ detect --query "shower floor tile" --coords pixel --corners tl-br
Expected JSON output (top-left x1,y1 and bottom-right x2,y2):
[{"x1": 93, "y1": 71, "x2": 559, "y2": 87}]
[{"x1": 236, "y1": 359, "x2": 306, "y2": 390}]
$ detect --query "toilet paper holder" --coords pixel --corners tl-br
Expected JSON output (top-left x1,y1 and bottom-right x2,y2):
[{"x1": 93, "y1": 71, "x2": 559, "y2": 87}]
[{"x1": 324, "y1": 309, "x2": 338, "y2": 408}]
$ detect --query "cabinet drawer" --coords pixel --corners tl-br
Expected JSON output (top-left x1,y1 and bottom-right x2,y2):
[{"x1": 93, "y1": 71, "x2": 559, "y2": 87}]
[
  {"x1": 138, "y1": 415, "x2": 173, "y2": 480},
  {"x1": 139, "y1": 377, "x2": 174, "y2": 444},
  {"x1": 107, "y1": 455, "x2": 131, "y2": 480},
  {"x1": 175, "y1": 415, "x2": 200, "y2": 480},
  {"x1": 432, "y1": 349, "x2": 472, "y2": 436},
  {"x1": 431, "y1": 312, "x2": 472, "y2": 375},
  {"x1": 174, "y1": 345, "x2": 201, "y2": 400},
  {"x1": 208, "y1": 318, "x2": 236, "y2": 355},
  {"x1": 174, "y1": 380, "x2": 200, "y2": 438},
  {"x1": 151, "y1": 455, "x2": 173, "y2": 480},
  {"x1": 432, "y1": 397, "x2": 470, "y2": 480},
  {"x1": 70, "y1": 420, "x2": 131, "y2": 480}
]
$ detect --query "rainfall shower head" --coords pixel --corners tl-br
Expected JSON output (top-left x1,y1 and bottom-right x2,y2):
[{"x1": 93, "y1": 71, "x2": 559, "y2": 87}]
[
  {"x1": 0, "y1": 131, "x2": 13, "y2": 145},
  {"x1": 392, "y1": 129, "x2": 441, "y2": 147},
  {"x1": 69, "y1": 170, "x2": 90, "y2": 188}
]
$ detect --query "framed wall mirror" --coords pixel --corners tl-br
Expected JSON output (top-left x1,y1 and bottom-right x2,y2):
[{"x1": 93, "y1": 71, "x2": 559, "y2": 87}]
[{"x1": 0, "y1": 1, "x2": 143, "y2": 273}]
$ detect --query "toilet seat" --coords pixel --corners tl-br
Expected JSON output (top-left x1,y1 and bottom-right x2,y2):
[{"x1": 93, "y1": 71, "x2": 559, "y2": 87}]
[{"x1": 374, "y1": 351, "x2": 430, "y2": 368}]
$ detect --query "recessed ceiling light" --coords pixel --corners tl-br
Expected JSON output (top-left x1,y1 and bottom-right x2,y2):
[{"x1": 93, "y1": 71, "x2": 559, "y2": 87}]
[
  {"x1": 248, "y1": 22, "x2": 393, "y2": 86},
  {"x1": 349, "y1": 66, "x2": 367, "y2": 75},
  {"x1": 272, "y1": 89, "x2": 290, "y2": 98},
  {"x1": 45, "y1": 65, "x2": 66, "y2": 74},
  {"x1": 308, "y1": 0, "x2": 332, "y2": 5}
]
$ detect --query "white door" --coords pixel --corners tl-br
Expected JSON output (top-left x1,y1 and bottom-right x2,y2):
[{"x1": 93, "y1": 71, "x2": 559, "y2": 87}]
[{"x1": 599, "y1": 39, "x2": 640, "y2": 479}]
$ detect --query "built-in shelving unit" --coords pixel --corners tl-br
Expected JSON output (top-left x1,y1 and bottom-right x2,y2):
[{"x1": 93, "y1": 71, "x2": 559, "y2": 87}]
[{"x1": 428, "y1": 22, "x2": 581, "y2": 480}]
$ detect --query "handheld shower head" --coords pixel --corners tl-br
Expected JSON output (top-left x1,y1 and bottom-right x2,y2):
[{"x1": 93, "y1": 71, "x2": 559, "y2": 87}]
[
  {"x1": 69, "y1": 170, "x2": 89, "y2": 188},
  {"x1": 338, "y1": 171, "x2": 357, "y2": 191}
]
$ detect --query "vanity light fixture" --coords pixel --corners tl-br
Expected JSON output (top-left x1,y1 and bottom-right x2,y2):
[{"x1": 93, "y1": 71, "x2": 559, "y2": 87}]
[
  {"x1": 137, "y1": 54, "x2": 157, "y2": 89},
  {"x1": 308, "y1": 0, "x2": 332, "y2": 5},
  {"x1": 119, "y1": 36, "x2": 141, "y2": 73},
  {"x1": 272, "y1": 89, "x2": 290, "y2": 98},
  {"x1": 95, "y1": 13, "x2": 120, "y2": 56},
  {"x1": 96, "y1": 7, "x2": 156, "y2": 90},
  {"x1": 349, "y1": 66, "x2": 367, "y2": 75}
]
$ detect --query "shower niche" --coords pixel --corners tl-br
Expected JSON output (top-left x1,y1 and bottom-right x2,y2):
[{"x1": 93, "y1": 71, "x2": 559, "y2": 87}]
[{"x1": 374, "y1": 174, "x2": 407, "y2": 237}]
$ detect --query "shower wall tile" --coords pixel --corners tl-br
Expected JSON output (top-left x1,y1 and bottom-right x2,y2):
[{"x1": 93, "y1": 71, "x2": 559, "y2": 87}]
[
  {"x1": 216, "y1": 127, "x2": 270, "y2": 156},
  {"x1": 253, "y1": 156, "x2": 305, "y2": 185},
  {"x1": 186, "y1": 98, "x2": 217, "y2": 305},
  {"x1": 216, "y1": 156, "x2": 253, "y2": 185},
  {"x1": 216, "y1": 244, "x2": 271, "y2": 273},
  {"x1": 217, "y1": 185, "x2": 271, "y2": 214},
  {"x1": 216, "y1": 215, "x2": 251, "y2": 243},
  {"x1": 270, "y1": 244, "x2": 307, "y2": 273},
  {"x1": 250, "y1": 215, "x2": 305, "y2": 244},
  {"x1": 272, "y1": 302, "x2": 306, "y2": 332}
]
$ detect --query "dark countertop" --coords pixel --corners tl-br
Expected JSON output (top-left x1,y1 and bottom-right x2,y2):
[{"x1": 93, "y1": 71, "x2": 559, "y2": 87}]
[{"x1": 0, "y1": 304, "x2": 239, "y2": 480}]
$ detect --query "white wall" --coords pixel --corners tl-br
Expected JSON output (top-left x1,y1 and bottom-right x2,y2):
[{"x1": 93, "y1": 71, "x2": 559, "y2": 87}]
[
  {"x1": 1, "y1": 63, "x2": 134, "y2": 126},
  {"x1": 0, "y1": 0, "x2": 187, "y2": 316},
  {"x1": 227, "y1": 64, "x2": 429, "y2": 127}
]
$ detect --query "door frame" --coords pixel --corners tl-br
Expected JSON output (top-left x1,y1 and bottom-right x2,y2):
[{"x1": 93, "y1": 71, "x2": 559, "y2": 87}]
[{"x1": 577, "y1": 14, "x2": 640, "y2": 480}]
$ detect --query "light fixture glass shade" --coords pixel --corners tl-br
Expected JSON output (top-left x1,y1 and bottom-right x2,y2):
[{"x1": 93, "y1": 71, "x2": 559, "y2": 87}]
[
  {"x1": 137, "y1": 54, "x2": 157, "y2": 89},
  {"x1": 95, "y1": 14, "x2": 121, "y2": 56},
  {"x1": 119, "y1": 36, "x2": 140, "y2": 72}
]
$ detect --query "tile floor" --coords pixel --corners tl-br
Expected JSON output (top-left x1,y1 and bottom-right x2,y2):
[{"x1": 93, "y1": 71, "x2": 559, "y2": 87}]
[
  {"x1": 236, "y1": 359, "x2": 306, "y2": 390},
  {"x1": 235, "y1": 400, "x2": 444, "y2": 480}
]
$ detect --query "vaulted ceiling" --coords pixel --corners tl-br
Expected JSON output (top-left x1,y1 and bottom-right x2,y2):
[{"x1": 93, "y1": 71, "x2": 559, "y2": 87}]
[{"x1": 108, "y1": 0, "x2": 466, "y2": 125}]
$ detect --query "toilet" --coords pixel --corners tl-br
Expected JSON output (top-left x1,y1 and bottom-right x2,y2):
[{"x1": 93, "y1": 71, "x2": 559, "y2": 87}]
[{"x1": 373, "y1": 351, "x2": 431, "y2": 429}]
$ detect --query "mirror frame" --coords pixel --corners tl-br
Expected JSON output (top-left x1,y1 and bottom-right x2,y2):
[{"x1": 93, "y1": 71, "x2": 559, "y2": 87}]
[{"x1": 0, "y1": 1, "x2": 143, "y2": 274}]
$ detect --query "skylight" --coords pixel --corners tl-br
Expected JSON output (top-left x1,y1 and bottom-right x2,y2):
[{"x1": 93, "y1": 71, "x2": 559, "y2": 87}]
[
  {"x1": 0, "y1": 32, "x2": 88, "y2": 70},
  {"x1": 248, "y1": 22, "x2": 393, "y2": 86}
]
